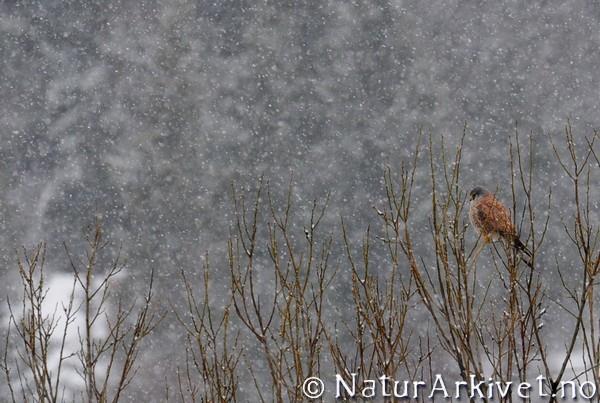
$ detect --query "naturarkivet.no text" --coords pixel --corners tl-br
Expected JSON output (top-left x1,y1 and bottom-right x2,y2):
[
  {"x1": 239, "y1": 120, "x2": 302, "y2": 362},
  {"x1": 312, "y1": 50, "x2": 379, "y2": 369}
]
[{"x1": 333, "y1": 374, "x2": 596, "y2": 399}]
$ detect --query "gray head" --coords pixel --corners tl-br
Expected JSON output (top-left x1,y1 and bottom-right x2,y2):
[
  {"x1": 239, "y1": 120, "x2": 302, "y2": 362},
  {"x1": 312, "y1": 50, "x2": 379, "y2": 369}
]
[{"x1": 469, "y1": 186, "x2": 489, "y2": 201}]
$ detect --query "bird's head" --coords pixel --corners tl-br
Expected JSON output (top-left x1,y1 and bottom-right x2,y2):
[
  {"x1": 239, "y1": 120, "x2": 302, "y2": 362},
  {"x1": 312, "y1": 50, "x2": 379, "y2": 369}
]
[{"x1": 469, "y1": 186, "x2": 488, "y2": 201}]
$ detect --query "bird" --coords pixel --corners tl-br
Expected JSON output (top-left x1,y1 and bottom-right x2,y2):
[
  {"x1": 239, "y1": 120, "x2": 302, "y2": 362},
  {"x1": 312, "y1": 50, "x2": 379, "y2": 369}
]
[{"x1": 468, "y1": 186, "x2": 533, "y2": 268}]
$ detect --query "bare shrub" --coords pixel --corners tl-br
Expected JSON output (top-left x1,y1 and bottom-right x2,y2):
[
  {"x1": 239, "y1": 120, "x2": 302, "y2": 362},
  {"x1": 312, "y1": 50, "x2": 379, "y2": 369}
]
[
  {"x1": 4, "y1": 125, "x2": 599, "y2": 402},
  {"x1": 2, "y1": 222, "x2": 158, "y2": 403},
  {"x1": 171, "y1": 258, "x2": 241, "y2": 403}
]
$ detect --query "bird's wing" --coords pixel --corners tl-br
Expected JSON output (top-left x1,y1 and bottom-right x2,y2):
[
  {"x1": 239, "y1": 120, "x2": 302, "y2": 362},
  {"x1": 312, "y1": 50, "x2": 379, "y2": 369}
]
[{"x1": 476, "y1": 195, "x2": 515, "y2": 237}]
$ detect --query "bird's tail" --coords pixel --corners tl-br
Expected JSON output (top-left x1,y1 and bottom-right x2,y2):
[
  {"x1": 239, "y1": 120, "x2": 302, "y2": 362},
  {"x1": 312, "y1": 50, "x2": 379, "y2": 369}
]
[
  {"x1": 514, "y1": 237, "x2": 532, "y2": 256},
  {"x1": 514, "y1": 237, "x2": 534, "y2": 269}
]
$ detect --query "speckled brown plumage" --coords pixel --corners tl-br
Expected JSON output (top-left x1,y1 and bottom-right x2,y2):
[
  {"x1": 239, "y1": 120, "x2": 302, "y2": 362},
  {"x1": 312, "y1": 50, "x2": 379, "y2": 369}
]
[
  {"x1": 469, "y1": 193, "x2": 516, "y2": 242},
  {"x1": 469, "y1": 186, "x2": 532, "y2": 267}
]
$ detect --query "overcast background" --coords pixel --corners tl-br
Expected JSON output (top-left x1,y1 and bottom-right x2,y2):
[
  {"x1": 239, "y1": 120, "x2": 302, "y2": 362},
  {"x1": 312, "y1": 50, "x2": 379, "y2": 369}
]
[{"x1": 1, "y1": 0, "x2": 599, "y2": 401}]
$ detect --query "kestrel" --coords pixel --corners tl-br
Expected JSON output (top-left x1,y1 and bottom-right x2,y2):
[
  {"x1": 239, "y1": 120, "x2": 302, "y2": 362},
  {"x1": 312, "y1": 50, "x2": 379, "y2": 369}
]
[{"x1": 469, "y1": 187, "x2": 532, "y2": 267}]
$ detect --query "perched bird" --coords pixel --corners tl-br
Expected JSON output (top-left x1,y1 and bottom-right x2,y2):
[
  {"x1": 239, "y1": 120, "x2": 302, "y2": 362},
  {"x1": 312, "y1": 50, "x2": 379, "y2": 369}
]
[{"x1": 469, "y1": 187, "x2": 533, "y2": 268}]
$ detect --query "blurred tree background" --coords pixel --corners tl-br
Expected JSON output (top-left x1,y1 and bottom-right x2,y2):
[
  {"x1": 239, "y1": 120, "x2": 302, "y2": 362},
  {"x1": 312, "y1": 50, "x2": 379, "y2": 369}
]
[{"x1": 1, "y1": 0, "x2": 599, "y2": 400}]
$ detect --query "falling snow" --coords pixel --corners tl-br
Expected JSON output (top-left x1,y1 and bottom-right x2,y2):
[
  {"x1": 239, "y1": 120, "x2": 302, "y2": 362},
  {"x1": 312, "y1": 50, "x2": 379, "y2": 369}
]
[{"x1": 1, "y1": 1, "x2": 599, "y2": 401}]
